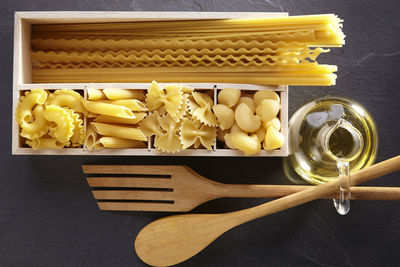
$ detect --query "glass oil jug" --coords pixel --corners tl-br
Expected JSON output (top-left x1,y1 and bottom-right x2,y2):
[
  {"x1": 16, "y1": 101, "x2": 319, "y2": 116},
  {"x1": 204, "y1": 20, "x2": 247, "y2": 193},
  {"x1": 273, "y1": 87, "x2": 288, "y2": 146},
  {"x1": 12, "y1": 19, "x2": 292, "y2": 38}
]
[{"x1": 283, "y1": 96, "x2": 378, "y2": 214}]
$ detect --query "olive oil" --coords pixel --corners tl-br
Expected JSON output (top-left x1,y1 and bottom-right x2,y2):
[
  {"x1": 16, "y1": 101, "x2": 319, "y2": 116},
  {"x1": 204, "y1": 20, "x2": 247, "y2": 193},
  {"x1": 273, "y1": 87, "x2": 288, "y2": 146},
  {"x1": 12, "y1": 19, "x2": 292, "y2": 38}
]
[{"x1": 284, "y1": 96, "x2": 378, "y2": 184}]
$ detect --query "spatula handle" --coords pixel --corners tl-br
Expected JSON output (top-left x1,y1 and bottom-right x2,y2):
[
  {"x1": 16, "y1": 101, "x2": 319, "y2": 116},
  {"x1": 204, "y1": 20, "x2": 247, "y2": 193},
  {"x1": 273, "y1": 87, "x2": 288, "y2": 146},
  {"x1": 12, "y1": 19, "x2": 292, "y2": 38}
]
[
  {"x1": 228, "y1": 155, "x2": 400, "y2": 225},
  {"x1": 221, "y1": 184, "x2": 400, "y2": 200}
]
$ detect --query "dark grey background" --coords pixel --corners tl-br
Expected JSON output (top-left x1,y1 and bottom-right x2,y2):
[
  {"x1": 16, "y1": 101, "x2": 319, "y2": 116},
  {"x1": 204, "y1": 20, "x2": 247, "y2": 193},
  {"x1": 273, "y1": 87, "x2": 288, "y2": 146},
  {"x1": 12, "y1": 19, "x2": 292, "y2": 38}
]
[{"x1": 1, "y1": 0, "x2": 400, "y2": 266}]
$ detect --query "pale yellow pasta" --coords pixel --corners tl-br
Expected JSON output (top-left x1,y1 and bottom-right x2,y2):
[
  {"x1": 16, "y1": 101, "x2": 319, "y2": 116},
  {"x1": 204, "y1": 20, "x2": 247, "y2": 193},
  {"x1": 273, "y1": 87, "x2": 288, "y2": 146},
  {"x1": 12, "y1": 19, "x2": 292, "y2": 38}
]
[
  {"x1": 46, "y1": 89, "x2": 85, "y2": 113},
  {"x1": 42, "y1": 105, "x2": 75, "y2": 143},
  {"x1": 91, "y1": 122, "x2": 147, "y2": 141},
  {"x1": 146, "y1": 81, "x2": 183, "y2": 118},
  {"x1": 256, "y1": 99, "x2": 280, "y2": 122},
  {"x1": 181, "y1": 86, "x2": 194, "y2": 94},
  {"x1": 138, "y1": 112, "x2": 163, "y2": 136},
  {"x1": 26, "y1": 137, "x2": 69, "y2": 150},
  {"x1": 235, "y1": 103, "x2": 261, "y2": 132},
  {"x1": 81, "y1": 100, "x2": 135, "y2": 119},
  {"x1": 231, "y1": 131, "x2": 261, "y2": 156},
  {"x1": 179, "y1": 118, "x2": 216, "y2": 150},
  {"x1": 236, "y1": 96, "x2": 256, "y2": 113},
  {"x1": 93, "y1": 140, "x2": 105, "y2": 149},
  {"x1": 212, "y1": 104, "x2": 235, "y2": 130},
  {"x1": 263, "y1": 126, "x2": 284, "y2": 150},
  {"x1": 218, "y1": 88, "x2": 241, "y2": 107},
  {"x1": 263, "y1": 117, "x2": 281, "y2": 131},
  {"x1": 217, "y1": 128, "x2": 229, "y2": 142},
  {"x1": 254, "y1": 89, "x2": 280, "y2": 106},
  {"x1": 87, "y1": 112, "x2": 98, "y2": 118},
  {"x1": 99, "y1": 136, "x2": 146, "y2": 148},
  {"x1": 223, "y1": 133, "x2": 236, "y2": 150},
  {"x1": 88, "y1": 88, "x2": 107, "y2": 100},
  {"x1": 190, "y1": 92, "x2": 218, "y2": 127},
  {"x1": 103, "y1": 88, "x2": 145, "y2": 101},
  {"x1": 20, "y1": 105, "x2": 48, "y2": 140},
  {"x1": 230, "y1": 123, "x2": 241, "y2": 133},
  {"x1": 99, "y1": 99, "x2": 147, "y2": 111},
  {"x1": 254, "y1": 127, "x2": 266, "y2": 142},
  {"x1": 94, "y1": 113, "x2": 146, "y2": 125},
  {"x1": 16, "y1": 88, "x2": 48, "y2": 127},
  {"x1": 172, "y1": 94, "x2": 188, "y2": 122},
  {"x1": 85, "y1": 123, "x2": 99, "y2": 150},
  {"x1": 154, "y1": 114, "x2": 183, "y2": 153},
  {"x1": 67, "y1": 109, "x2": 85, "y2": 147}
]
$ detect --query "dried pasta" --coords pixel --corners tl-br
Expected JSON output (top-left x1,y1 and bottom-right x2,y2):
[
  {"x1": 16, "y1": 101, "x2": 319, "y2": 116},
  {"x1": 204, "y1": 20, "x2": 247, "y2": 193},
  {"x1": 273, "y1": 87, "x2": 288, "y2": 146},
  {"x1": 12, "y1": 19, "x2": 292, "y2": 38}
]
[
  {"x1": 81, "y1": 100, "x2": 136, "y2": 119},
  {"x1": 263, "y1": 126, "x2": 284, "y2": 150},
  {"x1": 99, "y1": 137, "x2": 146, "y2": 148},
  {"x1": 138, "y1": 111, "x2": 163, "y2": 137},
  {"x1": 154, "y1": 114, "x2": 183, "y2": 153},
  {"x1": 26, "y1": 137, "x2": 69, "y2": 150},
  {"x1": 102, "y1": 89, "x2": 146, "y2": 101},
  {"x1": 91, "y1": 122, "x2": 147, "y2": 141},
  {"x1": 16, "y1": 89, "x2": 48, "y2": 127},
  {"x1": 85, "y1": 123, "x2": 99, "y2": 150},
  {"x1": 212, "y1": 104, "x2": 235, "y2": 130},
  {"x1": 88, "y1": 88, "x2": 107, "y2": 100},
  {"x1": 254, "y1": 90, "x2": 280, "y2": 106},
  {"x1": 189, "y1": 92, "x2": 218, "y2": 127},
  {"x1": 237, "y1": 97, "x2": 256, "y2": 113},
  {"x1": 256, "y1": 99, "x2": 280, "y2": 122},
  {"x1": 94, "y1": 113, "x2": 146, "y2": 125},
  {"x1": 231, "y1": 131, "x2": 261, "y2": 156},
  {"x1": 179, "y1": 118, "x2": 216, "y2": 150},
  {"x1": 263, "y1": 117, "x2": 281, "y2": 131},
  {"x1": 217, "y1": 89, "x2": 241, "y2": 108},
  {"x1": 146, "y1": 81, "x2": 183, "y2": 118},
  {"x1": 46, "y1": 89, "x2": 85, "y2": 113},
  {"x1": 19, "y1": 105, "x2": 49, "y2": 140},
  {"x1": 99, "y1": 99, "x2": 147, "y2": 111},
  {"x1": 42, "y1": 105, "x2": 75, "y2": 143},
  {"x1": 235, "y1": 103, "x2": 261, "y2": 132}
]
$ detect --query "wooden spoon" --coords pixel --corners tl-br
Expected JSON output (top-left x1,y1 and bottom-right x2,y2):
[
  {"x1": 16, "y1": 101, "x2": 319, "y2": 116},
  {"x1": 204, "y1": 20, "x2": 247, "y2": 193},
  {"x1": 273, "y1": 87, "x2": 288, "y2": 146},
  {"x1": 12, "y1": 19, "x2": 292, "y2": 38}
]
[{"x1": 135, "y1": 155, "x2": 400, "y2": 266}]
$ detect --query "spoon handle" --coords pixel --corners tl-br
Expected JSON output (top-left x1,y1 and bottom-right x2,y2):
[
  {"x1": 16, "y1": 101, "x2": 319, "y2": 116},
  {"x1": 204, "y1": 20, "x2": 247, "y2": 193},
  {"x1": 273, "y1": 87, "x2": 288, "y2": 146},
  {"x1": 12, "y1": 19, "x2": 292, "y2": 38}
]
[{"x1": 228, "y1": 155, "x2": 400, "y2": 225}]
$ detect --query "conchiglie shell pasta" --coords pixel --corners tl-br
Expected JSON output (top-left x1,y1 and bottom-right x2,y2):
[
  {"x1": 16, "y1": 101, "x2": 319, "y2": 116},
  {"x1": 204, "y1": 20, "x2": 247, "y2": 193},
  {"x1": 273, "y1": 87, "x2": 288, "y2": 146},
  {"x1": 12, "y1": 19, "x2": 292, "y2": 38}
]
[
  {"x1": 217, "y1": 128, "x2": 229, "y2": 142},
  {"x1": 212, "y1": 104, "x2": 235, "y2": 130},
  {"x1": 223, "y1": 133, "x2": 236, "y2": 150},
  {"x1": 237, "y1": 96, "x2": 256, "y2": 113},
  {"x1": 254, "y1": 89, "x2": 280, "y2": 106},
  {"x1": 263, "y1": 126, "x2": 284, "y2": 150},
  {"x1": 235, "y1": 103, "x2": 261, "y2": 132},
  {"x1": 256, "y1": 99, "x2": 280, "y2": 122},
  {"x1": 254, "y1": 127, "x2": 266, "y2": 142},
  {"x1": 218, "y1": 88, "x2": 241, "y2": 107},
  {"x1": 263, "y1": 117, "x2": 281, "y2": 131},
  {"x1": 231, "y1": 131, "x2": 261, "y2": 156}
]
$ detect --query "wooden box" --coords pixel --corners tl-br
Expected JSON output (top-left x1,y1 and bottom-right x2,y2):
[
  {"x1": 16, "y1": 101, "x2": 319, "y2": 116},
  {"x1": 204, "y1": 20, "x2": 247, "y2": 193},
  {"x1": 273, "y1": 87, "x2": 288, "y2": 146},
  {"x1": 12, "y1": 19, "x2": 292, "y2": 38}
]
[{"x1": 12, "y1": 11, "x2": 289, "y2": 156}]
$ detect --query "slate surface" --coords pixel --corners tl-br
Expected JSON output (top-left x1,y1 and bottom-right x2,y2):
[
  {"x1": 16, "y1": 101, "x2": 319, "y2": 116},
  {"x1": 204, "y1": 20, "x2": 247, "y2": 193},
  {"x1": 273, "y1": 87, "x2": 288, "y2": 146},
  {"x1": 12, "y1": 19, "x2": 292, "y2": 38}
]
[{"x1": 1, "y1": 0, "x2": 399, "y2": 266}]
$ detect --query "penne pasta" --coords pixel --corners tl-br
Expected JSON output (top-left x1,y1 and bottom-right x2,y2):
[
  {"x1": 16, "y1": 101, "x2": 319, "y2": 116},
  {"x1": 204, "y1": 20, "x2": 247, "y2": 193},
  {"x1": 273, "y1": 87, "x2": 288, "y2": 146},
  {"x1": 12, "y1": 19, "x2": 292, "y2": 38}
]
[
  {"x1": 91, "y1": 122, "x2": 147, "y2": 141},
  {"x1": 81, "y1": 100, "x2": 136, "y2": 119},
  {"x1": 99, "y1": 136, "x2": 146, "y2": 148},
  {"x1": 103, "y1": 88, "x2": 145, "y2": 100},
  {"x1": 99, "y1": 99, "x2": 147, "y2": 111},
  {"x1": 88, "y1": 88, "x2": 107, "y2": 100},
  {"x1": 94, "y1": 113, "x2": 146, "y2": 125}
]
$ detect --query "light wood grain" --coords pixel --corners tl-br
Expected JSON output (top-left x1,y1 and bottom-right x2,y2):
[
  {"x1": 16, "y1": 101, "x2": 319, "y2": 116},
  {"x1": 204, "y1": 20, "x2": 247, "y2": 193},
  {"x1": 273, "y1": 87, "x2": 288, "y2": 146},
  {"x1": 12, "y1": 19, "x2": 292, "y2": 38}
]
[
  {"x1": 134, "y1": 156, "x2": 400, "y2": 266},
  {"x1": 83, "y1": 163, "x2": 400, "y2": 212}
]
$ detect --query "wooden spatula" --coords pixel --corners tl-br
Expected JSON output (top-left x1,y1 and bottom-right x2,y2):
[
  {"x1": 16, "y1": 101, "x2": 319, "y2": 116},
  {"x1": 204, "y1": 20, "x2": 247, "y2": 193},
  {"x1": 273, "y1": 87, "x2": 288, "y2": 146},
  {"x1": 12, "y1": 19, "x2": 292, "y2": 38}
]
[
  {"x1": 82, "y1": 164, "x2": 400, "y2": 212},
  {"x1": 134, "y1": 155, "x2": 400, "y2": 266}
]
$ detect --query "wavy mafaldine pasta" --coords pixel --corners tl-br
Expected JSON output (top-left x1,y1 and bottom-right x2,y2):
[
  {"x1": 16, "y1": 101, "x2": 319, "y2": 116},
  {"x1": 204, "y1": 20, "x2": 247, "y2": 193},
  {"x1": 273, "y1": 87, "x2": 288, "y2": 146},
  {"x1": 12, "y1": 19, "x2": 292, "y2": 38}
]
[
  {"x1": 91, "y1": 122, "x2": 147, "y2": 141},
  {"x1": 81, "y1": 100, "x2": 136, "y2": 119},
  {"x1": 99, "y1": 136, "x2": 146, "y2": 149}
]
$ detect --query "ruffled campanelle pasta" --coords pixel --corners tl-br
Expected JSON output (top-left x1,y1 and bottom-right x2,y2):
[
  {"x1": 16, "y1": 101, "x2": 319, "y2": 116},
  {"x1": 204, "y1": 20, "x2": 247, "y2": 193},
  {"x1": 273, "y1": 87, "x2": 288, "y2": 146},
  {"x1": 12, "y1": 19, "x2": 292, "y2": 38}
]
[
  {"x1": 91, "y1": 122, "x2": 147, "y2": 141},
  {"x1": 94, "y1": 113, "x2": 146, "y2": 125},
  {"x1": 231, "y1": 131, "x2": 261, "y2": 156},
  {"x1": 235, "y1": 103, "x2": 261, "y2": 132},
  {"x1": 46, "y1": 89, "x2": 85, "y2": 113},
  {"x1": 99, "y1": 136, "x2": 146, "y2": 148},
  {"x1": 16, "y1": 88, "x2": 48, "y2": 127},
  {"x1": 42, "y1": 105, "x2": 75, "y2": 143},
  {"x1": 26, "y1": 137, "x2": 69, "y2": 150},
  {"x1": 212, "y1": 104, "x2": 235, "y2": 130},
  {"x1": 103, "y1": 88, "x2": 145, "y2": 101},
  {"x1": 256, "y1": 99, "x2": 280, "y2": 122},
  {"x1": 81, "y1": 100, "x2": 136, "y2": 119},
  {"x1": 20, "y1": 105, "x2": 48, "y2": 140},
  {"x1": 217, "y1": 88, "x2": 241, "y2": 108}
]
